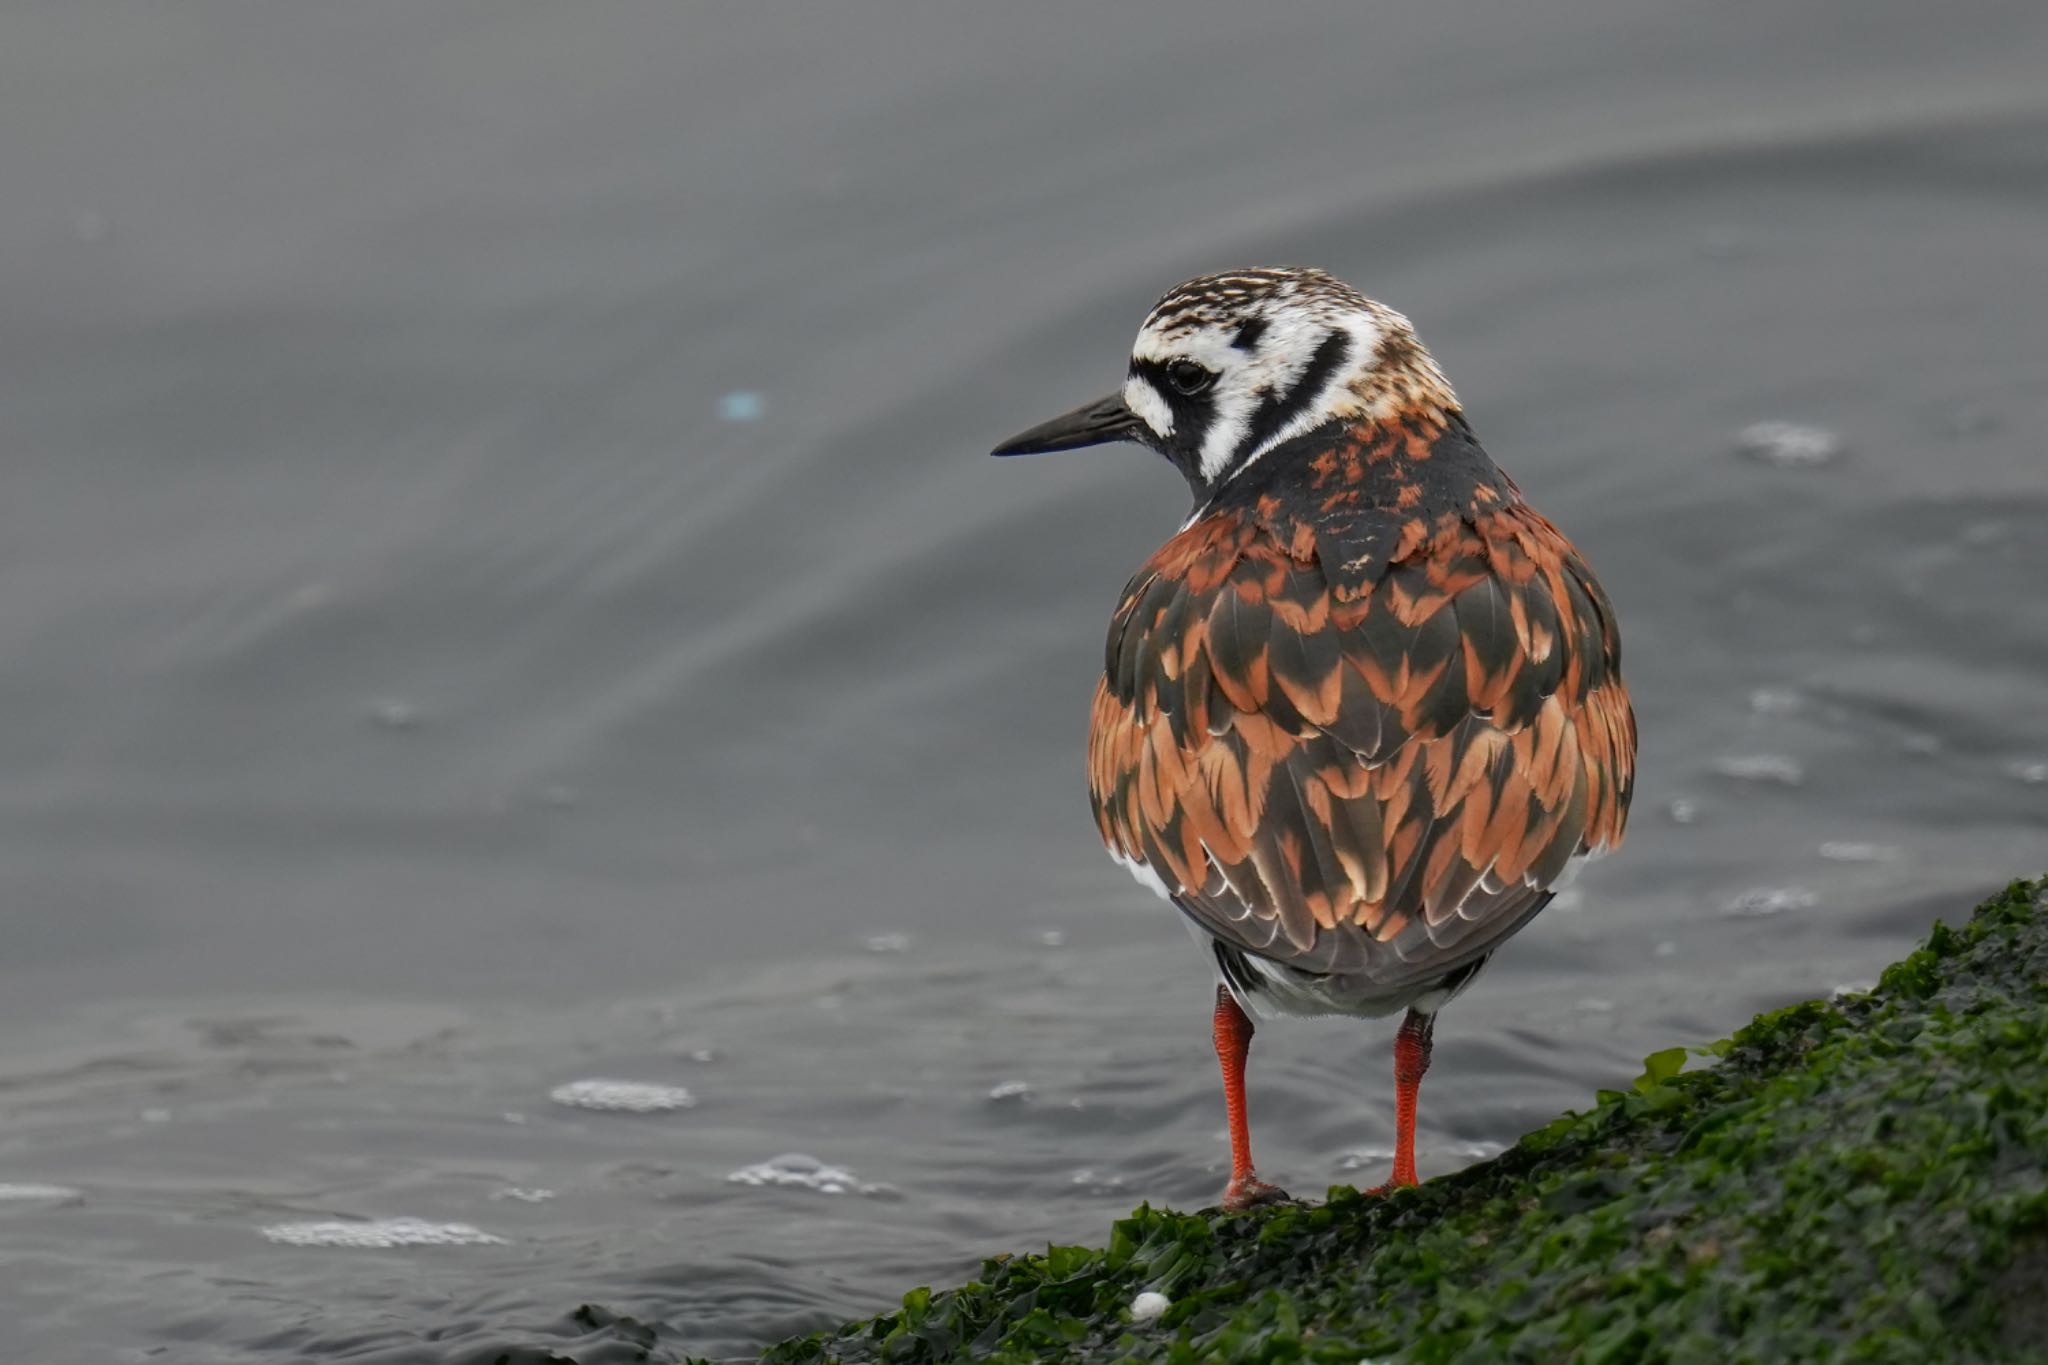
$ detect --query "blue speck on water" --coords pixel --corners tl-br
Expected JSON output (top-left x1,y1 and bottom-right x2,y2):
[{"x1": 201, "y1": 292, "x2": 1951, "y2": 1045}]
[{"x1": 719, "y1": 390, "x2": 765, "y2": 422}]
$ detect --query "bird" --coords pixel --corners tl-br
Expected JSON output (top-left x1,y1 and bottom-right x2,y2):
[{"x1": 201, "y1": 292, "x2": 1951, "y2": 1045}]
[{"x1": 992, "y1": 267, "x2": 1636, "y2": 1209}]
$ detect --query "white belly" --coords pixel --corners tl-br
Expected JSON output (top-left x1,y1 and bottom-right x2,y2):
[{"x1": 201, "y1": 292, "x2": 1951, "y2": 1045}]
[{"x1": 1180, "y1": 915, "x2": 1483, "y2": 1022}]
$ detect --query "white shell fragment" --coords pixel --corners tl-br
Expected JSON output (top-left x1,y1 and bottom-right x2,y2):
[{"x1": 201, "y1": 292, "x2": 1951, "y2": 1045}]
[{"x1": 1130, "y1": 1291, "x2": 1171, "y2": 1323}]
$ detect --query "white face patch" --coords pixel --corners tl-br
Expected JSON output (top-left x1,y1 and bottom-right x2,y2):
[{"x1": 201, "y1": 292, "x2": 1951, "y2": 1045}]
[
  {"x1": 1127, "y1": 290, "x2": 1387, "y2": 489},
  {"x1": 1122, "y1": 374, "x2": 1174, "y2": 442}
]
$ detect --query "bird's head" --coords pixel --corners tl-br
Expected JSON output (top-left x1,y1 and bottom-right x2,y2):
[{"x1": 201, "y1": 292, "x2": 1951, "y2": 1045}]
[{"x1": 993, "y1": 267, "x2": 1459, "y2": 500}]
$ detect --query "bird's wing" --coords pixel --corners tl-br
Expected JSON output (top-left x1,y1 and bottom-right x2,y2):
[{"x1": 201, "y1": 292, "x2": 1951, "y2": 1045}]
[{"x1": 1088, "y1": 500, "x2": 1635, "y2": 984}]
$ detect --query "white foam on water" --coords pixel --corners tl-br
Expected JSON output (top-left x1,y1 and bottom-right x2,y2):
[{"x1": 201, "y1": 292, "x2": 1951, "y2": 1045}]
[
  {"x1": 365, "y1": 697, "x2": 426, "y2": 730},
  {"x1": 1335, "y1": 1146, "x2": 1397, "y2": 1170},
  {"x1": 491, "y1": 1188, "x2": 556, "y2": 1203},
  {"x1": 1070, "y1": 1168, "x2": 1126, "y2": 1194},
  {"x1": 548, "y1": 1079, "x2": 695, "y2": 1113},
  {"x1": 863, "y1": 932, "x2": 912, "y2": 953},
  {"x1": 2003, "y1": 758, "x2": 2048, "y2": 785},
  {"x1": 726, "y1": 1153, "x2": 886, "y2": 1197},
  {"x1": 1736, "y1": 421, "x2": 1842, "y2": 468},
  {"x1": 1722, "y1": 887, "x2": 1818, "y2": 918},
  {"x1": 0, "y1": 1183, "x2": 83, "y2": 1201},
  {"x1": 1711, "y1": 754, "x2": 1805, "y2": 786},
  {"x1": 261, "y1": 1217, "x2": 506, "y2": 1248},
  {"x1": 1748, "y1": 686, "x2": 1803, "y2": 716},
  {"x1": 1819, "y1": 841, "x2": 1900, "y2": 863},
  {"x1": 1340, "y1": 1138, "x2": 1498, "y2": 1174},
  {"x1": 986, "y1": 1079, "x2": 1031, "y2": 1101}
]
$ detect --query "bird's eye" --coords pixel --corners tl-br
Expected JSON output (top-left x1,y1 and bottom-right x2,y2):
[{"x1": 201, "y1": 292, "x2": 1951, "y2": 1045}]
[{"x1": 1166, "y1": 359, "x2": 1214, "y2": 396}]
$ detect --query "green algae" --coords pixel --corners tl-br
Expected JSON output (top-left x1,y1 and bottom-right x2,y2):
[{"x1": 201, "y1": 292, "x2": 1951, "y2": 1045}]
[{"x1": 498, "y1": 878, "x2": 2048, "y2": 1364}]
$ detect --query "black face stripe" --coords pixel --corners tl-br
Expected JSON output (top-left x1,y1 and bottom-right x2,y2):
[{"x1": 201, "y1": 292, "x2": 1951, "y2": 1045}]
[
  {"x1": 1130, "y1": 357, "x2": 1215, "y2": 453},
  {"x1": 1231, "y1": 317, "x2": 1268, "y2": 352},
  {"x1": 1232, "y1": 330, "x2": 1351, "y2": 469}
]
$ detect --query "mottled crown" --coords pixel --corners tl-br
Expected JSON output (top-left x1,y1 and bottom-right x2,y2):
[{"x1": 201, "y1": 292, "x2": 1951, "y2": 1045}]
[
  {"x1": 1122, "y1": 267, "x2": 1458, "y2": 496},
  {"x1": 1143, "y1": 267, "x2": 1377, "y2": 332}
]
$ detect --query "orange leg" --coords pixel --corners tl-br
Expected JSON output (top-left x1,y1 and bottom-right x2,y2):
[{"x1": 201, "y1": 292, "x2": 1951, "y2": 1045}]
[
  {"x1": 1369, "y1": 1008, "x2": 1435, "y2": 1194},
  {"x1": 1212, "y1": 986, "x2": 1289, "y2": 1210}
]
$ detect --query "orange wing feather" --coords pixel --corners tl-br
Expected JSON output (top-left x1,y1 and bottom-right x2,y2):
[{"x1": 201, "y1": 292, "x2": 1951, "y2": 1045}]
[{"x1": 1089, "y1": 494, "x2": 1634, "y2": 989}]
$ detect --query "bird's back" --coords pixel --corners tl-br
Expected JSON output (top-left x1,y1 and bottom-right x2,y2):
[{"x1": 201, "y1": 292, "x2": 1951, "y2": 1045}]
[{"x1": 1088, "y1": 411, "x2": 1635, "y2": 997}]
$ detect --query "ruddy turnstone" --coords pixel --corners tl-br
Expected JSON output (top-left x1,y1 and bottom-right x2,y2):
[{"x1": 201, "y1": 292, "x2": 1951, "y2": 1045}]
[{"x1": 994, "y1": 268, "x2": 1635, "y2": 1209}]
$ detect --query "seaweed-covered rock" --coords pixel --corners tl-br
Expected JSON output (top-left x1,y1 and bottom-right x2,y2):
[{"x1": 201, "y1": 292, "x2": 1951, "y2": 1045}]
[{"x1": 761, "y1": 878, "x2": 2048, "y2": 1364}]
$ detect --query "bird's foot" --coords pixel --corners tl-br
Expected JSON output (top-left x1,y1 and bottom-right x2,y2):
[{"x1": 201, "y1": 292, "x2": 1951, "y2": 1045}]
[
  {"x1": 1361, "y1": 1174, "x2": 1418, "y2": 1197},
  {"x1": 1221, "y1": 1175, "x2": 1291, "y2": 1211}
]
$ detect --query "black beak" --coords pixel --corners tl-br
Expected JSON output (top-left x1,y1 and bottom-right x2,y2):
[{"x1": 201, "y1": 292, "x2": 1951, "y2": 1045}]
[{"x1": 990, "y1": 392, "x2": 1144, "y2": 457}]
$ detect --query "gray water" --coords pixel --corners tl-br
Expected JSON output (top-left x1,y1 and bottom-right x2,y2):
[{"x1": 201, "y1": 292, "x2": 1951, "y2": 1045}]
[{"x1": 2, "y1": 3, "x2": 2046, "y2": 1361}]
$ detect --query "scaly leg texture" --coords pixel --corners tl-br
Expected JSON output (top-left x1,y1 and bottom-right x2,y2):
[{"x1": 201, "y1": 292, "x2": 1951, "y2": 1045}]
[
  {"x1": 1212, "y1": 986, "x2": 1289, "y2": 1210},
  {"x1": 1370, "y1": 1007, "x2": 1435, "y2": 1194}
]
